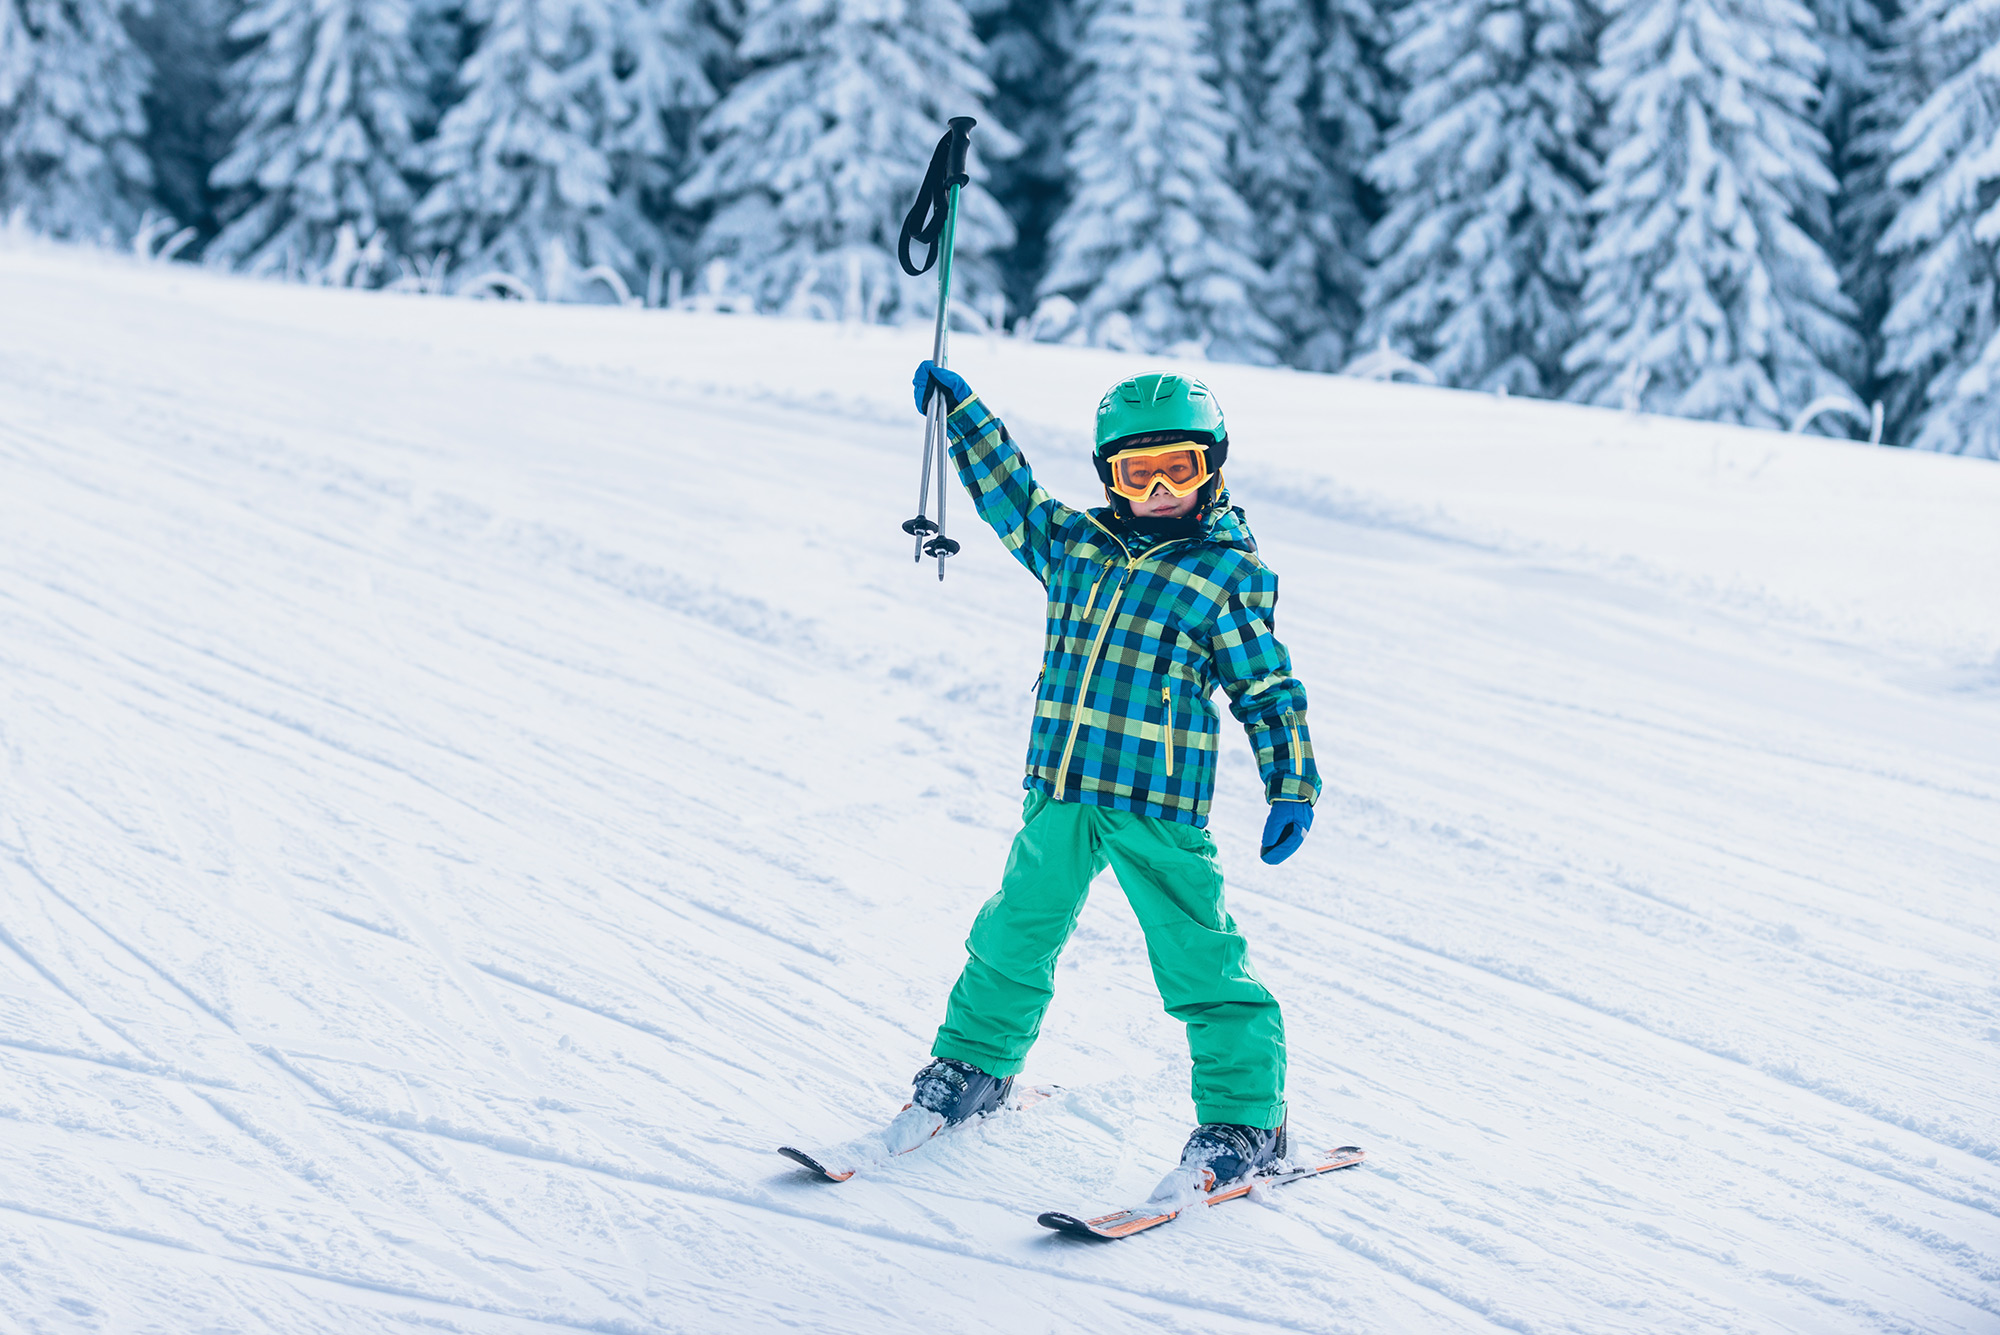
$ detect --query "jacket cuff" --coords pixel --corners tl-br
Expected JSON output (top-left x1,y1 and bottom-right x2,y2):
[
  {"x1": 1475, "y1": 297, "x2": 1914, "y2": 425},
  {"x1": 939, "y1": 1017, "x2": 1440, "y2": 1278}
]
[{"x1": 1268, "y1": 776, "x2": 1318, "y2": 805}]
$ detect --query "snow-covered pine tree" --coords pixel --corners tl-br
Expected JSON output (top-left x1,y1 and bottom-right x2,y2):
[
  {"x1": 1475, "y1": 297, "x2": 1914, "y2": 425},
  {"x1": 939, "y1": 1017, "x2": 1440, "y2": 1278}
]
[
  {"x1": 676, "y1": 0, "x2": 1013, "y2": 324},
  {"x1": 614, "y1": 0, "x2": 721, "y2": 271},
  {"x1": 415, "y1": 0, "x2": 709, "y2": 297},
  {"x1": 128, "y1": 0, "x2": 230, "y2": 241},
  {"x1": 1361, "y1": 0, "x2": 1597, "y2": 393},
  {"x1": 1815, "y1": 0, "x2": 1893, "y2": 181},
  {"x1": 1217, "y1": 0, "x2": 1388, "y2": 371},
  {"x1": 207, "y1": 0, "x2": 429, "y2": 278},
  {"x1": 1037, "y1": 0, "x2": 1276, "y2": 361},
  {"x1": 1563, "y1": 0, "x2": 1862, "y2": 427},
  {"x1": 0, "y1": 0, "x2": 153, "y2": 239},
  {"x1": 1301, "y1": 0, "x2": 1389, "y2": 368},
  {"x1": 1812, "y1": 0, "x2": 1896, "y2": 404},
  {"x1": 410, "y1": 0, "x2": 471, "y2": 113},
  {"x1": 1874, "y1": 0, "x2": 2000, "y2": 457},
  {"x1": 966, "y1": 0, "x2": 1075, "y2": 323}
]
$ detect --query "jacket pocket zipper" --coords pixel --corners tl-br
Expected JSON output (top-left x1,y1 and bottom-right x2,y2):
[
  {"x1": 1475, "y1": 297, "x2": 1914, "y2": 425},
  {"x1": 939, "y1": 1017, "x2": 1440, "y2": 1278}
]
[
  {"x1": 1288, "y1": 713, "x2": 1303, "y2": 777},
  {"x1": 1053, "y1": 565, "x2": 1135, "y2": 799},
  {"x1": 1060, "y1": 563, "x2": 1113, "y2": 660},
  {"x1": 1162, "y1": 685, "x2": 1176, "y2": 778},
  {"x1": 1052, "y1": 536, "x2": 1173, "y2": 801}
]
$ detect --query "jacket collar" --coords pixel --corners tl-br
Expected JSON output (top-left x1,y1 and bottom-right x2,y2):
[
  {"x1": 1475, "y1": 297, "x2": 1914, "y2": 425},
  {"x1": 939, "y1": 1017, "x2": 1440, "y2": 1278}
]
[{"x1": 1088, "y1": 491, "x2": 1256, "y2": 557}]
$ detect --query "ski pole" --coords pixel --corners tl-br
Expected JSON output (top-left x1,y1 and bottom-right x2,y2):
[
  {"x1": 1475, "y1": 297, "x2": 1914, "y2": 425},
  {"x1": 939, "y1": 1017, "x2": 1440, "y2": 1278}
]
[{"x1": 898, "y1": 117, "x2": 977, "y2": 581}]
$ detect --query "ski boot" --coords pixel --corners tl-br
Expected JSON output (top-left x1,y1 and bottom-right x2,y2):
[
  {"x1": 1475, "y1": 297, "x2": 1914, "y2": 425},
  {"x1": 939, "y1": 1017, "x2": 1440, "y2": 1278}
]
[
  {"x1": 1175, "y1": 1120, "x2": 1289, "y2": 1191},
  {"x1": 909, "y1": 1057, "x2": 1014, "y2": 1126}
]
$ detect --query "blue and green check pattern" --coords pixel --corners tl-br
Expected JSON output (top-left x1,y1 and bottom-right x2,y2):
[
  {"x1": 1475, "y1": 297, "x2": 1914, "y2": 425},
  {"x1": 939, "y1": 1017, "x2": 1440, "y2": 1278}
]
[{"x1": 945, "y1": 393, "x2": 1320, "y2": 827}]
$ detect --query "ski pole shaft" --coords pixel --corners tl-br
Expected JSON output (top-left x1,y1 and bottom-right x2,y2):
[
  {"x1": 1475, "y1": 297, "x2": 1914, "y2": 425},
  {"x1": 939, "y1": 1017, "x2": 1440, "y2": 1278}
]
[
  {"x1": 913, "y1": 409, "x2": 938, "y2": 561},
  {"x1": 930, "y1": 181, "x2": 962, "y2": 367},
  {"x1": 928, "y1": 117, "x2": 973, "y2": 369},
  {"x1": 932, "y1": 398, "x2": 949, "y2": 580},
  {"x1": 898, "y1": 116, "x2": 977, "y2": 578},
  {"x1": 929, "y1": 119, "x2": 973, "y2": 577}
]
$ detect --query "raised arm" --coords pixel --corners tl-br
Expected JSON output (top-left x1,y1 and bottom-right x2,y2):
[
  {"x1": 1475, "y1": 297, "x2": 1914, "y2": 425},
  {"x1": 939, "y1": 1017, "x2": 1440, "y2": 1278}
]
[{"x1": 918, "y1": 365, "x2": 1076, "y2": 585}]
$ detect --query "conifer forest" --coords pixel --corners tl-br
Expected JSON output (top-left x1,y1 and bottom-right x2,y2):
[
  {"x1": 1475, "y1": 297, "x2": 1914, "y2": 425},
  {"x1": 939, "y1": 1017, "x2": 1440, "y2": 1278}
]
[{"x1": 1, "y1": 0, "x2": 1995, "y2": 456}]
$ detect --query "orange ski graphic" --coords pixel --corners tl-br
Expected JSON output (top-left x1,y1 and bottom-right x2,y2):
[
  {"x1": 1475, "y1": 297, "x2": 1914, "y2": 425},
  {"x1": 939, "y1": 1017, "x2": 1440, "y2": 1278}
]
[{"x1": 1038, "y1": 1146, "x2": 1366, "y2": 1240}]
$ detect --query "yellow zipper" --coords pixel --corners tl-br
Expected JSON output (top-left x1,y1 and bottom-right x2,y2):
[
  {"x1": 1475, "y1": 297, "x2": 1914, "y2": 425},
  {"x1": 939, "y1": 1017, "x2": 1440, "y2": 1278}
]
[
  {"x1": 1052, "y1": 573, "x2": 1131, "y2": 799},
  {"x1": 1162, "y1": 686, "x2": 1176, "y2": 778},
  {"x1": 1288, "y1": 713, "x2": 1303, "y2": 777},
  {"x1": 1052, "y1": 522, "x2": 1178, "y2": 800},
  {"x1": 1076, "y1": 563, "x2": 1112, "y2": 626}
]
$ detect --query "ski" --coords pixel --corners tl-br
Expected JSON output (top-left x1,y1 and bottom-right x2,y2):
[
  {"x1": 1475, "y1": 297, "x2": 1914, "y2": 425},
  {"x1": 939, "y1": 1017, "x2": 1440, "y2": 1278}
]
[
  {"x1": 1038, "y1": 1145, "x2": 1366, "y2": 1240},
  {"x1": 779, "y1": 1084, "x2": 1058, "y2": 1183}
]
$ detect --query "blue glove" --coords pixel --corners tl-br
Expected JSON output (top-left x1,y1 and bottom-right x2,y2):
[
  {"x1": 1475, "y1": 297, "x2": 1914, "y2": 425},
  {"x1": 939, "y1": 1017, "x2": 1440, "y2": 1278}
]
[
  {"x1": 1259, "y1": 801, "x2": 1313, "y2": 865},
  {"x1": 913, "y1": 360, "x2": 971, "y2": 414}
]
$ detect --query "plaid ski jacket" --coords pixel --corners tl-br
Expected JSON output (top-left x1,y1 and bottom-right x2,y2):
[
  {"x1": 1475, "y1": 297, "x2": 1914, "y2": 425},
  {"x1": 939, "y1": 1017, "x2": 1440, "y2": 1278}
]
[{"x1": 945, "y1": 391, "x2": 1321, "y2": 827}]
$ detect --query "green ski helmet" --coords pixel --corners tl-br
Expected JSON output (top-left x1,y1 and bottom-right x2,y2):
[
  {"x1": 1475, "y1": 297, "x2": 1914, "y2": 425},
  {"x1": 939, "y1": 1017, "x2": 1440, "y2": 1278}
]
[{"x1": 1093, "y1": 372, "x2": 1230, "y2": 511}]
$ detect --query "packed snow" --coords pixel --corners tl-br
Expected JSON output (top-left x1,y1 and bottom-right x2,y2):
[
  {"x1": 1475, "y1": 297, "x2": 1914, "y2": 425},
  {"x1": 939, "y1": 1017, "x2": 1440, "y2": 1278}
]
[{"x1": 1, "y1": 242, "x2": 1997, "y2": 1334}]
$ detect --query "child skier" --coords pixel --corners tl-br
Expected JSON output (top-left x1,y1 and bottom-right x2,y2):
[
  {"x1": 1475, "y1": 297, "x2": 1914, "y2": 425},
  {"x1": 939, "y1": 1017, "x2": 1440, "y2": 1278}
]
[{"x1": 906, "y1": 360, "x2": 1321, "y2": 1189}]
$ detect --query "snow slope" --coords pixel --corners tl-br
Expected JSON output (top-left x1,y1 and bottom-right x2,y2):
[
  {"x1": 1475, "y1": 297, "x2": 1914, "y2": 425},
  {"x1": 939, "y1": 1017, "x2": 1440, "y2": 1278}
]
[{"x1": 1, "y1": 242, "x2": 1997, "y2": 1334}]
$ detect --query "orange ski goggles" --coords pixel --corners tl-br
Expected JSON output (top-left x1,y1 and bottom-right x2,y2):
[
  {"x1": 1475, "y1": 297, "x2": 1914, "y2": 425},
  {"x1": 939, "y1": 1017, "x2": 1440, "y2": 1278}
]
[{"x1": 1103, "y1": 443, "x2": 1212, "y2": 502}]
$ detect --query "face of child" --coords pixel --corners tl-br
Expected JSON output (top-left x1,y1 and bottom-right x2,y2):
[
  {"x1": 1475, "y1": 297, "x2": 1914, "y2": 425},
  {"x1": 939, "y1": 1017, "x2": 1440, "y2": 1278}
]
[{"x1": 1131, "y1": 482, "x2": 1201, "y2": 519}]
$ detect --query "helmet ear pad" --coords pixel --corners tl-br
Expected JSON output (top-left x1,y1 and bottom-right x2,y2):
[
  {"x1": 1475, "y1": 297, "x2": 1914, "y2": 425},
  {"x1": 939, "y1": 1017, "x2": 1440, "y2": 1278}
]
[{"x1": 1095, "y1": 431, "x2": 1229, "y2": 515}]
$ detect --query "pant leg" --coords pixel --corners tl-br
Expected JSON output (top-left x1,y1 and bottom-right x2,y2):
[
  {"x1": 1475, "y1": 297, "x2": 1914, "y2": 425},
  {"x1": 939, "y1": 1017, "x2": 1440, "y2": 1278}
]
[
  {"x1": 1099, "y1": 812, "x2": 1287, "y2": 1128},
  {"x1": 931, "y1": 792, "x2": 1106, "y2": 1078}
]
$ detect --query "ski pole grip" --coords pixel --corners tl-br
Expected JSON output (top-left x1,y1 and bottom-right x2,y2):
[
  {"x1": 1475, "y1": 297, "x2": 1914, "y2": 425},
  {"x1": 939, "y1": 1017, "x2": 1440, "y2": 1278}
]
[
  {"x1": 898, "y1": 118, "x2": 978, "y2": 276},
  {"x1": 943, "y1": 116, "x2": 976, "y2": 188}
]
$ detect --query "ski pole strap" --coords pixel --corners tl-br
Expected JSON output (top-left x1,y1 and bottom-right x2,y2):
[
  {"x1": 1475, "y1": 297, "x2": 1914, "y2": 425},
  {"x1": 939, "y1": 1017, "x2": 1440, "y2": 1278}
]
[{"x1": 898, "y1": 117, "x2": 977, "y2": 278}]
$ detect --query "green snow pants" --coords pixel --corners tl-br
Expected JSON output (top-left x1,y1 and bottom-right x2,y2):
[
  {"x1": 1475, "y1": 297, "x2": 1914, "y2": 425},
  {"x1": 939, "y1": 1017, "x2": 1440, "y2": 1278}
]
[{"x1": 931, "y1": 791, "x2": 1286, "y2": 1128}]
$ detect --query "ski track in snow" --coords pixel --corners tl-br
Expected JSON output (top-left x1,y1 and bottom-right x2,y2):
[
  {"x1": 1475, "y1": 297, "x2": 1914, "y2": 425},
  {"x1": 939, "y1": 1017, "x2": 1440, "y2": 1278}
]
[{"x1": 1, "y1": 245, "x2": 1997, "y2": 1334}]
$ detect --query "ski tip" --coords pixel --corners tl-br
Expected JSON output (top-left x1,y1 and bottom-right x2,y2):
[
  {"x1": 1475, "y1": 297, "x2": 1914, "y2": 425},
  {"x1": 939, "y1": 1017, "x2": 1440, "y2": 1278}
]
[
  {"x1": 1009, "y1": 1083, "x2": 1062, "y2": 1112},
  {"x1": 1292, "y1": 1146, "x2": 1365, "y2": 1174},
  {"x1": 1037, "y1": 1211, "x2": 1114, "y2": 1240},
  {"x1": 778, "y1": 1146, "x2": 854, "y2": 1183},
  {"x1": 1039, "y1": 1206, "x2": 1177, "y2": 1240}
]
